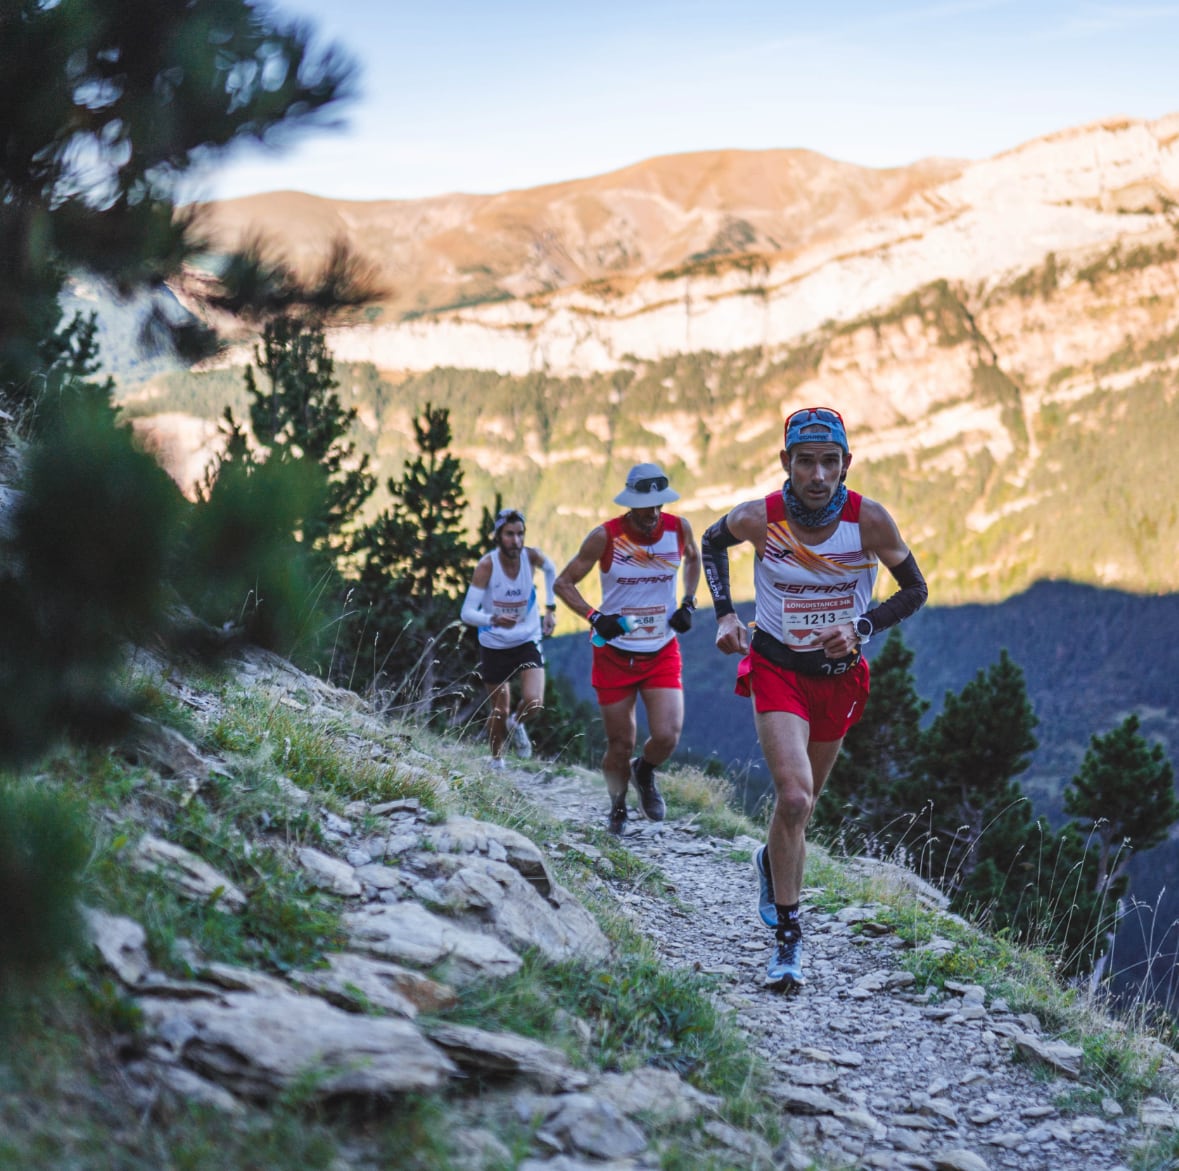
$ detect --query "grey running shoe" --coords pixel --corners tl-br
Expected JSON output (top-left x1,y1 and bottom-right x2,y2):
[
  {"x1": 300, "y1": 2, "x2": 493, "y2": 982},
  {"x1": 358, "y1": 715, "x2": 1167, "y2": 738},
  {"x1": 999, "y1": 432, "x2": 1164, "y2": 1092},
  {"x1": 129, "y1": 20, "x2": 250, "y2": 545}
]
[
  {"x1": 509, "y1": 718, "x2": 533, "y2": 758},
  {"x1": 607, "y1": 797, "x2": 628, "y2": 835},
  {"x1": 766, "y1": 934, "x2": 805, "y2": 988},
  {"x1": 753, "y1": 844, "x2": 776, "y2": 928},
  {"x1": 488, "y1": 757, "x2": 507, "y2": 771},
  {"x1": 631, "y1": 758, "x2": 666, "y2": 821}
]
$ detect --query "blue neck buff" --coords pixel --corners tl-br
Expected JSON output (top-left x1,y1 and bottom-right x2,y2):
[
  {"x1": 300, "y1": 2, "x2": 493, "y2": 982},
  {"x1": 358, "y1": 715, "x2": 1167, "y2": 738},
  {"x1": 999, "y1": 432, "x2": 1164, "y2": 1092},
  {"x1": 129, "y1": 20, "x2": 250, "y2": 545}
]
[{"x1": 783, "y1": 481, "x2": 847, "y2": 528}]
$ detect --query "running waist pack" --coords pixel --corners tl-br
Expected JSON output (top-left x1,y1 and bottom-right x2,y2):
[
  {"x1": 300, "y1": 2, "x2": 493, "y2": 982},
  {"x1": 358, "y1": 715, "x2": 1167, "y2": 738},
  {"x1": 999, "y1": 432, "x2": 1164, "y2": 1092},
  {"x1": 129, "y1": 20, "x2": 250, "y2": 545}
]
[{"x1": 751, "y1": 627, "x2": 861, "y2": 678}]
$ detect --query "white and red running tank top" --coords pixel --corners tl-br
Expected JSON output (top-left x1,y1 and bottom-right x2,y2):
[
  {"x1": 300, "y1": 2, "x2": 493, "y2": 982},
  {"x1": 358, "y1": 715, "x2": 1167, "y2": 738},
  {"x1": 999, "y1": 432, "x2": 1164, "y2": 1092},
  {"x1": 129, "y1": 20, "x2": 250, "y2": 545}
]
[
  {"x1": 598, "y1": 513, "x2": 685, "y2": 653},
  {"x1": 754, "y1": 490, "x2": 878, "y2": 649},
  {"x1": 478, "y1": 548, "x2": 542, "y2": 650}
]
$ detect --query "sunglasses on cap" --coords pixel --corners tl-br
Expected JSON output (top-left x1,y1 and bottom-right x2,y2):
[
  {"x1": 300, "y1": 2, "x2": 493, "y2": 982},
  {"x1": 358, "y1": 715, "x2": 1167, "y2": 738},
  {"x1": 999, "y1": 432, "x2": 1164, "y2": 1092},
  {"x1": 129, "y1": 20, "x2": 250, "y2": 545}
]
[
  {"x1": 629, "y1": 475, "x2": 669, "y2": 493},
  {"x1": 785, "y1": 406, "x2": 844, "y2": 427}
]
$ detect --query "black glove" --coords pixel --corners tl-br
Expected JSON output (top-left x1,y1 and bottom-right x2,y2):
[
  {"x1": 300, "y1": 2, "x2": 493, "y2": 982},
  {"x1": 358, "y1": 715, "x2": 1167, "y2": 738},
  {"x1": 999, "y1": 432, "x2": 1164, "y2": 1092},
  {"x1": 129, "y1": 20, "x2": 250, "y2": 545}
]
[
  {"x1": 589, "y1": 611, "x2": 629, "y2": 641},
  {"x1": 668, "y1": 596, "x2": 696, "y2": 633}
]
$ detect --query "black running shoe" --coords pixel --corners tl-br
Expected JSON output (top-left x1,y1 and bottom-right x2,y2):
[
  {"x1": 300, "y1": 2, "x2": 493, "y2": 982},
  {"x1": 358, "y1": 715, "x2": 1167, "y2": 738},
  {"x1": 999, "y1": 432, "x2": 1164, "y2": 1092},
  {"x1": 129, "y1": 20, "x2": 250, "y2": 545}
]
[
  {"x1": 607, "y1": 798, "x2": 628, "y2": 835},
  {"x1": 631, "y1": 758, "x2": 666, "y2": 821}
]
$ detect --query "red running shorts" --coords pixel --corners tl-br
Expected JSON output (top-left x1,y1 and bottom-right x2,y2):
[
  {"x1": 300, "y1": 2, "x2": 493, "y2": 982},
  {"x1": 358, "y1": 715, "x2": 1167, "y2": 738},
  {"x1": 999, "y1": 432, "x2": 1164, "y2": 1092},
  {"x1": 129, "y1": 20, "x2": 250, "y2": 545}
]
[
  {"x1": 592, "y1": 639, "x2": 683, "y2": 706},
  {"x1": 738, "y1": 648, "x2": 870, "y2": 741}
]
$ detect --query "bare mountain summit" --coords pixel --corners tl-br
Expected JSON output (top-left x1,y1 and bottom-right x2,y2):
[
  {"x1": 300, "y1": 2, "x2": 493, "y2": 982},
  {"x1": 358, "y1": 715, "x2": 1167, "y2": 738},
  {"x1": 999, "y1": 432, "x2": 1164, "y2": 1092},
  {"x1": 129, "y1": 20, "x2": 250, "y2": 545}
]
[
  {"x1": 188, "y1": 114, "x2": 1179, "y2": 379},
  {"x1": 191, "y1": 149, "x2": 962, "y2": 318}
]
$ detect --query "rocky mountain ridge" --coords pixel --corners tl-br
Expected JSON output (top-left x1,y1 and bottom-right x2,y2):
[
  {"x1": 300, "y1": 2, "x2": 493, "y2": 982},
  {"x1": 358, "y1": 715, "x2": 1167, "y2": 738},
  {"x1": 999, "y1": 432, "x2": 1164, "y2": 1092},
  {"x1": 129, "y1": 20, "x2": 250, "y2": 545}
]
[
  {"x1": 137, "y1": 112, "x2": 1179, "y2": 611},
  {"x1": 187, "y1": 115, "x2": 1179, "y2": 381},
  {"x1": 192, "y1": 149, "x2": 962, "y2": 322}
]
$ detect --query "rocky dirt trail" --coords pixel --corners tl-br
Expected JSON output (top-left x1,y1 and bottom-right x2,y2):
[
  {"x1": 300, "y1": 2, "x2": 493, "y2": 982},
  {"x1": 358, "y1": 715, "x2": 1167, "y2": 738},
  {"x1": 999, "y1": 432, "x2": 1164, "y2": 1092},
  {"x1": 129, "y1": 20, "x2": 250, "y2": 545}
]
[
  {"x1": 80, "y1": 644, "x2": 1179, "y2": 1171},
  {"x1": 508, "y1": 761, "x2": 1176, "y2": 1171}
]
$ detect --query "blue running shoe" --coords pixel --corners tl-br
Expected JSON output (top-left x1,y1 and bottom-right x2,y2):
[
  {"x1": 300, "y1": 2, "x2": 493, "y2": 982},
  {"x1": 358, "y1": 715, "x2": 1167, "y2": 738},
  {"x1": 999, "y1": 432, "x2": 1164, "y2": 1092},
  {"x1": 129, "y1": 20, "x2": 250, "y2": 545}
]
[
  {"x1": 766, "y1": 935, "x2": 806, "y2": 988},
  {"x1": 753, "y1": 845, "x2": 776, "y2": 928}
]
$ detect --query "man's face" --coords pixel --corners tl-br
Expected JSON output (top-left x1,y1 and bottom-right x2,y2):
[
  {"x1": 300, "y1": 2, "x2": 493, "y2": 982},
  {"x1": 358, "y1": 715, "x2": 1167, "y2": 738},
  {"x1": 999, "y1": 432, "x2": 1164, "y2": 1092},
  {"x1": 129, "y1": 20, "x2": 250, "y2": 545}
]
[
  {"x1": 498, "y1": 521, "x2": 526, "y2": 559},
  {"x1": 783, "y1": 443, "x2": 851, "y2": 510},
  {"x1": 628, "y1": 506, "x2": 662, "y2": 539}
]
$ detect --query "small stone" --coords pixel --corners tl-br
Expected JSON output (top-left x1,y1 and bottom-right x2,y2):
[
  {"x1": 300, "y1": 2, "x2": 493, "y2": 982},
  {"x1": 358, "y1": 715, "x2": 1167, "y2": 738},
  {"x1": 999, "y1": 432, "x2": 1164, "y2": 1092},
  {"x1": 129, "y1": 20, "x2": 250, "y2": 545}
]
[{"x1": 933, "y1": 1150, "x2": 990, "y2": 1171}]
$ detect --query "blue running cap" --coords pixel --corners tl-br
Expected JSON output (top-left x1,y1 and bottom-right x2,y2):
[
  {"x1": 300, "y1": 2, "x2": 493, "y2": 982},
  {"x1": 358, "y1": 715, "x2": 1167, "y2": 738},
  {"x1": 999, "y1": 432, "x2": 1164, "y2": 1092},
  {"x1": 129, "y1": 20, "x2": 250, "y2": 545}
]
[{"x1": 785, "y1": 407, "x2": 849, "y2": 453}]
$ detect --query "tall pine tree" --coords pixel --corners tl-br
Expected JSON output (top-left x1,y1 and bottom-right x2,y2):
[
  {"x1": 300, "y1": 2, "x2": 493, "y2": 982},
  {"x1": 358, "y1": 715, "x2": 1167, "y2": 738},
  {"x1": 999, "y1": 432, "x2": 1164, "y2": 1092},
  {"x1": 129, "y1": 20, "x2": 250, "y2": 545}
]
[
  {"x1": 909, "y1": 649, "x2": 1039, "y2": 899},
  {"x1": 344, "y1": 405, "x2": 478, "y2": 705},
  {"x1": 1063, "y1": 714, "x2": 1177, "y2": 985},
  {"x1": 0, "y1": 0, "x2": 353, "y2": 998},
  {"x1": 241, "y1": 314, "x2": 375, "y2": 558},
  {"x1": 1064, "y1": 714, "x2": 1178, "y2": 891}
]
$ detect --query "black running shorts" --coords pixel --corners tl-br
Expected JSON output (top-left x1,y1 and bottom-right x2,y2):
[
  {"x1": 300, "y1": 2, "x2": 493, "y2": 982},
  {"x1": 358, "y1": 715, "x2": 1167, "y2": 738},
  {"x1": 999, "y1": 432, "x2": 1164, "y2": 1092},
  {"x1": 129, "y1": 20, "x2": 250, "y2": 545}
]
[{"x1": 478, "y1": 639, "x2": 544, "y2": 686}]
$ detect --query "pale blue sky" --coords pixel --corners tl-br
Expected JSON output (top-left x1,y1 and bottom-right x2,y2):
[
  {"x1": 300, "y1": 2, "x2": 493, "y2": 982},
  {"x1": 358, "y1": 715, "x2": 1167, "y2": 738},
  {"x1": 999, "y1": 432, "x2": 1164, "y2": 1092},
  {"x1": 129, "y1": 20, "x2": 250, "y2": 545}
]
[{"x1": 196, "y1": 0, "x2": 1179, "y2": 202}]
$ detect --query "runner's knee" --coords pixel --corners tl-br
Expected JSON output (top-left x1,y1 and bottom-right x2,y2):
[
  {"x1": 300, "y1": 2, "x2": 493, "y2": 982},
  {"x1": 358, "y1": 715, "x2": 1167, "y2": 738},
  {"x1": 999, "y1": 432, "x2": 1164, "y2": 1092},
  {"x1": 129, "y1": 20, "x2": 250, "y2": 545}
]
[
  {"x1": 605, "y1": 730, "x2": 635, "y2": 757},
  {"x1": 645, "y1": 725, "x2": 680, "y2": 756},
  {"x1": 773, "y1": 786, "x2": 814, "y2": 825}
]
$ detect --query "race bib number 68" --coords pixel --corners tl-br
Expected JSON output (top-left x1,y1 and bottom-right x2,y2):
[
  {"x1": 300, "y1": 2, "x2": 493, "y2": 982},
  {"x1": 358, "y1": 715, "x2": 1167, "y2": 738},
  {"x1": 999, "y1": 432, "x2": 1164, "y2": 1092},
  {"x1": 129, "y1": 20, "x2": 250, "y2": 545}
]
[{"x1": 622, "y1": 604, "x2": 667, "y2": 639}]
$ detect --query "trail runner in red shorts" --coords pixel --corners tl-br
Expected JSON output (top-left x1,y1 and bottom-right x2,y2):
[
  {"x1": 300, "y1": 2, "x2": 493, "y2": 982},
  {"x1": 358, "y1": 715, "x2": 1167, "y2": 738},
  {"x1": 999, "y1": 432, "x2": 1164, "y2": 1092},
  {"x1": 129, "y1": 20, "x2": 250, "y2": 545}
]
[
  {"x1": 700, "y1": 408, "x2": 927, "y2": 989},
  {"x1": 555, "y1": 463, "x2": 701, "y2": 834}
]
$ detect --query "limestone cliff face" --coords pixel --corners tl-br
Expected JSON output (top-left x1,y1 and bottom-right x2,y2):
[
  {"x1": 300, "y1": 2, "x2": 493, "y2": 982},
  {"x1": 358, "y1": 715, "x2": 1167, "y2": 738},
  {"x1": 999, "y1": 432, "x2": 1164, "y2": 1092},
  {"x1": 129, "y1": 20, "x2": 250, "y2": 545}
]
[
  {"x1": 141, "y1": 114, "x2": 1179, "y2": 601},
  {"x1": 323, "y1": 115, "x2": 1179, "y2": 381}
]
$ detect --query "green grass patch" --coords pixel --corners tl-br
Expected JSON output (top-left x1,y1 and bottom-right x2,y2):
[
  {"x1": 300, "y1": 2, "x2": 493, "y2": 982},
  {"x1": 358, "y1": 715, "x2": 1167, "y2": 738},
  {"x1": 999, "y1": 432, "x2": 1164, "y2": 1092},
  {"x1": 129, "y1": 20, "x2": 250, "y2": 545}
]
[
  {"x1": 1130, "y1": 1128, "x2": 1179, "y2": 1171},
  {"x1": 207, "y1": 689, "x2": 442, "y2": 807}
]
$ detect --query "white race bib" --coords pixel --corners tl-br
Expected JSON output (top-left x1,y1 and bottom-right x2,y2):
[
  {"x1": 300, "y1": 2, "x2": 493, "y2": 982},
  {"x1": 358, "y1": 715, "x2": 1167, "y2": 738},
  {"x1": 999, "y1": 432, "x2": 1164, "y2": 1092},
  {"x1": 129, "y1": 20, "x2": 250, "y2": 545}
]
[
  {"x1": 622, "y1": 604, "x2": 667, "y2": 640},
  {"x1": 493, "y1": 599, "x2": 527, "y2": 622},
  {"x1": 781, "y1": 596, "x2": 855, "y2": 650}
]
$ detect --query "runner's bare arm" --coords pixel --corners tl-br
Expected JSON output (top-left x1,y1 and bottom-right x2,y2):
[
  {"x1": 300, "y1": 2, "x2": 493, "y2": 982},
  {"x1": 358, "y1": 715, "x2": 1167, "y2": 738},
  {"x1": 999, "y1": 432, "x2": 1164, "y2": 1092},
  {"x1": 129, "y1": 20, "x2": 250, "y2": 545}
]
[
  {"x1": 554, "y1": 527, "x2": 609, "y2": 621},
  {"x1": 678, "y1": 517, "x2": 702, "y2": 602},
  {"x1": 529, "y1": 547, "x2": 558, "y2": 635},
  {"x1": 528, "y1": 547, "x2": 558, "y2": 605}
]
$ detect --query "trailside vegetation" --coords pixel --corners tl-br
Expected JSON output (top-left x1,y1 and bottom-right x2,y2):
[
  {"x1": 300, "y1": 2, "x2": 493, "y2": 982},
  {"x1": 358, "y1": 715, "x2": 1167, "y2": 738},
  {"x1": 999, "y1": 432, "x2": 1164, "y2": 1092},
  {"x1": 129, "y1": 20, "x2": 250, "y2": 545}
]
[
  {"x1": 343, "y1": 403, "x2": 479, "y2": 703},
  {"x1": 812, "y1": 632, "x2": 1178, "y2": 980},
  {"x1": 0, "y1": 0, "x2": 354, "y2": 1001}
]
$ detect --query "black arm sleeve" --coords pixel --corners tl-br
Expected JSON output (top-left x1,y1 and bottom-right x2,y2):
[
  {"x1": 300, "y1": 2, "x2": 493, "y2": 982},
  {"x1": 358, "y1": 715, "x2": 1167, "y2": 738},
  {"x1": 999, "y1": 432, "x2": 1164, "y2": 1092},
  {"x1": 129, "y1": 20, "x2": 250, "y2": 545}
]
[
  {"x1": 701, "y1": 516, "x2": 741, "y2": 619},
  {"x1": 863, "y1": 551, "x2": 928, "y2": 634}
]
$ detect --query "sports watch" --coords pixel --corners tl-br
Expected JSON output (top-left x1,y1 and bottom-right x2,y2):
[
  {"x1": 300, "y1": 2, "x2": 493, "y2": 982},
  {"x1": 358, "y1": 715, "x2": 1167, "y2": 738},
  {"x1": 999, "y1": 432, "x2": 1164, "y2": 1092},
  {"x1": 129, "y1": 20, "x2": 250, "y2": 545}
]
[{"x1": 853, "y1": 615, "x2": 873, "y2": 644}]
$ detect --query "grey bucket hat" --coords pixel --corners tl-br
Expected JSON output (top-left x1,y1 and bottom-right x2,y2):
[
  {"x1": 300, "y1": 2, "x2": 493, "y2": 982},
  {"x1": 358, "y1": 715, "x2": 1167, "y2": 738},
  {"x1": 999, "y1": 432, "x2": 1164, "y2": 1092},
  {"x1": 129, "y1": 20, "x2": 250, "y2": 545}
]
[{"x1": 613, "y1": 462, "x2": 680, "y2": 507}]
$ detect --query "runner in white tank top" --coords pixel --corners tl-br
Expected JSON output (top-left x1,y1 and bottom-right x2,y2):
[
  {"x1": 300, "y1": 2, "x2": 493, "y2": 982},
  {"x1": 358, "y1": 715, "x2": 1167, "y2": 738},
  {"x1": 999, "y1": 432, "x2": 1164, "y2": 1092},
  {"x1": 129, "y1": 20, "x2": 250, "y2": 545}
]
[
  {"x1": 752, "y1": 488, "x2": 878, "y2": 675},
  {"x1": 477, "y1": 546, "x2": 544, "y2": 650},
  {"x1": 555, "y1": 463, "x2": 701, "y2": 834},
  {"x1": 461, "y1": 509, "x2": 557, "y2": 767},
  {"x1": 700, "y1": 408, "x2": 927, "y2": 990}
]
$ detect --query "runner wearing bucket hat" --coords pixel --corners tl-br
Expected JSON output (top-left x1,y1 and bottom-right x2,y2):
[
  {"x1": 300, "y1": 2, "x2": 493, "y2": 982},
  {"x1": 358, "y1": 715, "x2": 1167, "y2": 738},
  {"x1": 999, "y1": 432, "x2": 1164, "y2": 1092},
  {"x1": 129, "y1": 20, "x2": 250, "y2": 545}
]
[
  {"x1": 700, "y1": 407, "x2": 927, "y2": 989},
  {"x1": 555, "y1": 463, "x2": 701, "y2": 834},
  {"x1": 613, "y1": 462, "x2": 681, "y2": 507}
]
